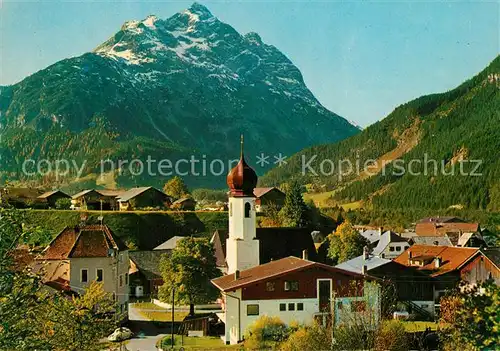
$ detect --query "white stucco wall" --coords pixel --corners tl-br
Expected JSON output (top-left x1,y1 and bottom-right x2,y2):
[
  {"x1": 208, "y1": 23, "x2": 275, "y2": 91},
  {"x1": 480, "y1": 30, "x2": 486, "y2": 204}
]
[
  {"x1": 222, "y1": 281, "x2": 381, "y2": 345},
  {"x1": 380, "y1": 243, "x2": 410, "y2": 259},
  {"x1": 227, "y1": 196, "x2": 259, "y2": 274},
  {"x1": 69, "y1": 251, "x2": 129, "y2": 312}
]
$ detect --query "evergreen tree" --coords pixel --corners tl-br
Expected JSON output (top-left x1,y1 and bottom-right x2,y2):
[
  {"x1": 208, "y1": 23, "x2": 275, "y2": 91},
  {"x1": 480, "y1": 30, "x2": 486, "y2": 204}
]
[{"x1": 279, "y1": 180, "x2": 309, "y2": 227}]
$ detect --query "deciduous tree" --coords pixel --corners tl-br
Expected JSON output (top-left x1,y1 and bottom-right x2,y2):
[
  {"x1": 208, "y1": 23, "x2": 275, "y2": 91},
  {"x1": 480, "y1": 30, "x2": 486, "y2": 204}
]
[
  {"x1": 327, "y1": 221, "x2": 369, "y2": 264},
  {"x1": 158, "y1": 237, "x2": 221, "y2": 315},
  {"x1": 163, "y1": 176, "x2": 190, "y2": 200}
]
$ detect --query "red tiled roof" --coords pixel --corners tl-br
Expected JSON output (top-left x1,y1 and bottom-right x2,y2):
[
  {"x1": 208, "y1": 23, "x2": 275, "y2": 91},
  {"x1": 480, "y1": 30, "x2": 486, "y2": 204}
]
[
  {"x1": 40, "y1": 227, "x2": 79, "y2": 260},
  {"x1": 415, "y1": 222, "x2": 479, "y2": 236},
  {"x1": 394, "y1": 245, "x2": 480, "y2": 277},
  {"x1": 39, "y1": 225, "x2": 127, "y2": 260},
  {"x1": 211, "y1": 256, "x2": 370, "y2": 292}
]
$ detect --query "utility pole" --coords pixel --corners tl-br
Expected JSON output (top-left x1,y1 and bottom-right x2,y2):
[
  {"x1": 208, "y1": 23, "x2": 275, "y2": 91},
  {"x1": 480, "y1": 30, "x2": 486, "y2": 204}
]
[{"x1": 171, "y1": 287, "x2": 175, "y2": 350}]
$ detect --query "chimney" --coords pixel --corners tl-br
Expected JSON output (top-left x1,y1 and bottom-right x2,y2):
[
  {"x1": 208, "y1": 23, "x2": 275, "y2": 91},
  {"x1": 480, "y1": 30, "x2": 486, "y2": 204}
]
[
  {"x1": 408, "y1": 251, "x2": 412, "y2": 265},
  {"x1": 434, "y1": 256, "x2": 442, "y2": 268},
  {"x1": 362, "y1": 265, "x2": 368, "y2": 275},
  {"x1": 378, "y1": 227, "x2": 383, "y2": 236},
  {"x1": 363, "y1": 246, "x2": 369, "y2": 260},
  {"x1": 234, "y1": 270, "x2": 240, "y2": 280},
  {"x1": 302, "y1": 249, "x2": 308, "y2": 260}
]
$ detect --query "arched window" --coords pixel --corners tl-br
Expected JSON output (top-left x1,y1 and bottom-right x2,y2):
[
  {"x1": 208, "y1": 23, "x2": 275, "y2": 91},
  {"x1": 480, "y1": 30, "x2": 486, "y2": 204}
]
[{"x1": 244, "y1": 202, "x2": 251, "y2": 218}]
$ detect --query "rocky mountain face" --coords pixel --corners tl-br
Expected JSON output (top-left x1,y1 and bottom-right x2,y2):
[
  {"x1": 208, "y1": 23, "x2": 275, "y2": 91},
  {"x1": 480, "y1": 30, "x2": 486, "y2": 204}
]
[{"x1": 0, "y1": 3, "x2": 358, "y2": 190}]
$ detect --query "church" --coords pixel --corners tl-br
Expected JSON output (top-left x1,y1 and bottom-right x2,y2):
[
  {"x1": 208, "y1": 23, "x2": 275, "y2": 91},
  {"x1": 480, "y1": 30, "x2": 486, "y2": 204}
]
[{"x1": 211, "y1": 140, "x2": 381, "y2": 345}]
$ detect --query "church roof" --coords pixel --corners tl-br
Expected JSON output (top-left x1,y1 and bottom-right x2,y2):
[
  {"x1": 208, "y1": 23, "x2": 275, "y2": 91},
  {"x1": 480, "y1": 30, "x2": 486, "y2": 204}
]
[{"x1": 226, "y1": 136, "x2": 258, "y2": 197}]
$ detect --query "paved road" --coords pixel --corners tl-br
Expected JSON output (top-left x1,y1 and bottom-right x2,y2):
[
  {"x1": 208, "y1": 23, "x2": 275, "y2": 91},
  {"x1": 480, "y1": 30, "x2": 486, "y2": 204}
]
[
  {"x1": 123, "y1": 304, "x2": 168, "y2": 351},
  {"x1": 125, "y1": 334, "x2": 166, "y2": 351}
]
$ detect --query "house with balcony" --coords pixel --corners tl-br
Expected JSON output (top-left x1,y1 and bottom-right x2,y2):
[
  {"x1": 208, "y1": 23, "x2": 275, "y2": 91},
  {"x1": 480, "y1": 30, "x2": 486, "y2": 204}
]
[
  {"x1": 212, "y1": 256, "x2": 379, "y2": 345},
  {"x1": 394, "y1": 245, "x2": 500, "y2": 303}
]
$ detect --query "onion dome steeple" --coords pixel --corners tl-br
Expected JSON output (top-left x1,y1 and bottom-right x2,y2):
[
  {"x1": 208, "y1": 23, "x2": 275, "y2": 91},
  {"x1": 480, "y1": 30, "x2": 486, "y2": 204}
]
[{"x1": 227, "y1": 135, "x2": 258, "y2": 197}]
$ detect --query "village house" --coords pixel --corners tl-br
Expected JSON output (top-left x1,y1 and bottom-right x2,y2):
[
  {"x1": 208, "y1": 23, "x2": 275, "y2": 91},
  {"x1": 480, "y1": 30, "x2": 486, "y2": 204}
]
[
  {"x1": 211, "y1": 141, "x2": 380, "y2": 345},
  {"x1": 71, "y1": 189, "x2": 126, "y2": 210},
  {"x1": 35, "y1": 224, "x2": 130, "y2": 321},
  {"x1": 37, "y1": 190, "x2": 71, "y2": 208},
  {"x1": 366, "y1": 230, "x2": 409, "y2": 259},
  {"x1": 212, "y1": 256, "x2": 380, "y2": 345},
  {"x1": 171, "y1": 197, "x2": 197, "y2": 210},
  {"x1": 414, "y1": 220, "x2": 486, "y2": 247},
  {"x1": 0, "y1": 187, "x2": 44, "y2": 208},
  {"x1": 336, "y1": 250, "x2": 435, "y2": 318},
  {"x1": 129, "y1": 250, "x2": 168, "y2": 298},
  {"x1": 394, "y1": 245, "x2": 500, "y2": 303},
  {"x1": 253, "y1": 187, "x2": 286, "y2": 212},
  {"x1": 116, "y1": 186, "x2": 170, "y2": 211}
]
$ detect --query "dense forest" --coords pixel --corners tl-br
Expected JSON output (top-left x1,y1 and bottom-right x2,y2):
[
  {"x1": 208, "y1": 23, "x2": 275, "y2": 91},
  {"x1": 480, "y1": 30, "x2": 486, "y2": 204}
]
[{"x1": 260, "y1": 56, "x2": 500, "y2": 211}]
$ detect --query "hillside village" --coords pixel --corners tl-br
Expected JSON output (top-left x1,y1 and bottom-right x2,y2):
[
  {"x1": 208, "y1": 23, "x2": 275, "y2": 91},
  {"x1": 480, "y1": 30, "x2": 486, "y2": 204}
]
[{"x1": 2, "y1": 144, "x2": 498, "y2": 350}]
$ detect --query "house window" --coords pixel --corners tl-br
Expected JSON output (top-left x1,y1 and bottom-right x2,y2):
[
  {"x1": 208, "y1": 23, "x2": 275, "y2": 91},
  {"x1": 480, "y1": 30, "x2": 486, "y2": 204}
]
[
  {"x1": 266, "y1": 282, "x2": 275, "y2": 292},
  {"x1": 288, "y1": 303, "x2": 295, "y2": 311},
  {"x1": 96, "y1": 269, "x2": 103, "y2": 282},
  {"x1": 279, "y1": 303, "x2": 286, "y2": 311},
  {"x1": 112, "y1": 292, "x2": 116, "y2": 301},
  {"x1": 284, "y1": 281, "x2": 299, "y2": 291},
  {"x1": 125, "y1": 273, "x2": 128, "y2": 285},
  {"x1": 351, "y1": 301, "x2": 366, "y2": 312},
  {"x1": 297, "y1": 303, "x2": 304, "y2": 311},
  {"x1": 395, "y1": 246, "x2": 401, "y2": 252},
  {"x1": 244, "y1": 202, "x2": 251, "y2": 218},
  {"x1": 389, "y1": 246, "x2": 395, "y2": 252},
  {"x1": 247, "y1": 304, "x2": 259, "y2": 316},
  {"x1": 81, "y1": 269, "x2": 88, "y2": 283},
  {"x1": 119, "y1": 275, "x2": 123, "y2": 287}
]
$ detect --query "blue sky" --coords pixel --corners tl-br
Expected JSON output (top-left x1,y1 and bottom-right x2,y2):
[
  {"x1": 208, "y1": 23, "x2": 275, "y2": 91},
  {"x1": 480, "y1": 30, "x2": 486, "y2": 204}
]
[{"x1": 0, "y1": 1, "x2": 498, "y2": 127}]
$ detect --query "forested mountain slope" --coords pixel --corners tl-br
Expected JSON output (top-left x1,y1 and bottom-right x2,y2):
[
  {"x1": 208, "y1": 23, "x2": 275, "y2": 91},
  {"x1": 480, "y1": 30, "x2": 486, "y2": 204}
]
[{"x1": 261, "y1": 56, "x2": 500, "y2": 210}]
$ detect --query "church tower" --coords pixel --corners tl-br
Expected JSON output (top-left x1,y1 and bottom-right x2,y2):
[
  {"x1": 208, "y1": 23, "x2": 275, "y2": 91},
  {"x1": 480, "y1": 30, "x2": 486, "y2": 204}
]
[{"x1": 226, "y1": 136, "x2": 260, "y2": 274}]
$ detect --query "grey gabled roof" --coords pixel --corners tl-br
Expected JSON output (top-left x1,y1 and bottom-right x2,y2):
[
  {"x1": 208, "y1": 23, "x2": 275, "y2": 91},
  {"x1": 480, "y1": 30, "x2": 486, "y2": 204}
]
[
  {"x1": 360, "y1": 229, "x2": 383, "y2": 244},
  {"x1": 116, "y1": 187, "x2": 153, "y2": 202},
  {"x1": 153, "y1": 236, "x2": 187, "y2": 250},
  {"x1": 129, "y1": 250, "x2": 169, "y2": 279},
  {"x1": 38, "y1": 190, "x2": 70, "y2": 199},
  {"x1": 335, "y1": 255, "x2": 391, "y2": 274},
  {"x1": 410, "y1": 236, "x2": 453, "y2": 246}
]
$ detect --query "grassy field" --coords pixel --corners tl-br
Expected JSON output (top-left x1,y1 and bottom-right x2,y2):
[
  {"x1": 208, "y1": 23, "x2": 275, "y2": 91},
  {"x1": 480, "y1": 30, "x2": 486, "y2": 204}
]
[
  {"x1": 21, "y1": 209, "x2": 228, "y2": 250},
  {"x1": 402, "y1": 321, "x2": 439, "y2": 332},
  {"x1": 158, "y1": 335, "x2": 243, "y2": 350},
  {"x1": 139, "y1": 310, "x2": 189, "y2": 322},
  {"x1": 304, "y1": 190, "x2": 363, "y2": 210}
]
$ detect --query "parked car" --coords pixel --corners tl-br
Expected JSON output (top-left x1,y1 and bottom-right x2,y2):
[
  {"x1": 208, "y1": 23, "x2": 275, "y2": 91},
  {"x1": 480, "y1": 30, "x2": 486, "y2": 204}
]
[{"x1": 107, "y1": 327, "x2": 133, "y2": 342}]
